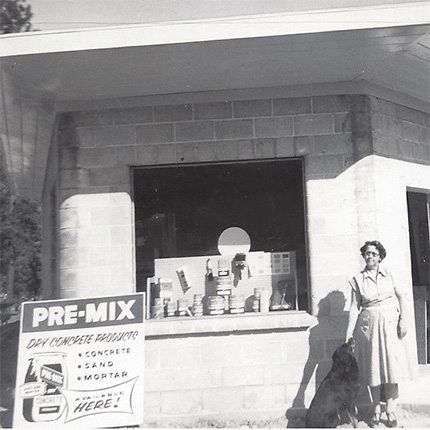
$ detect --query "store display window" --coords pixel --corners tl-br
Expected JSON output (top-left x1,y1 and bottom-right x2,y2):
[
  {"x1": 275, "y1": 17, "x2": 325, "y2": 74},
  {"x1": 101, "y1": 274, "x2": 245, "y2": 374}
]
[{"x1": 133, "y1": 158, "x2": 308, "y2": 319}]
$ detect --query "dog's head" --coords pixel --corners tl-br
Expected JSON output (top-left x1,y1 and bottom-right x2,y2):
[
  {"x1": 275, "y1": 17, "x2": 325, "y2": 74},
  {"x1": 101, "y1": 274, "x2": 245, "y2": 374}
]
[
  {"x1": 346, "y1": 336, "x2": 355, "y2": 352},
  {"x1": 332, "y1": 338, "x2": 358, "y2": 380}
]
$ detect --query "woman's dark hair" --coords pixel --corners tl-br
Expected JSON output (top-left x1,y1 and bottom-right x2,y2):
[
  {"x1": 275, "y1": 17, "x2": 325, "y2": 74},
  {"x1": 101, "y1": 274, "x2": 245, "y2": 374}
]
[{"x1": 360, "y1": 240, "x2": 386, "y2": 260}]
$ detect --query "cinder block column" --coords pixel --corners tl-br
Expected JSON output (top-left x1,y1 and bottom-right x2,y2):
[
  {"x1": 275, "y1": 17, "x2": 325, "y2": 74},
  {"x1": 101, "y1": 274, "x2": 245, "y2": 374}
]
[
  {"x1": 58, "y1": 192, "x2": 134, "y2": 298},
  {"x1": 57, "y1": 117, "x2": 134, "y2": 299},
  {"x1": 302, "y1": 95, "x2": 361, "y2": 315}
]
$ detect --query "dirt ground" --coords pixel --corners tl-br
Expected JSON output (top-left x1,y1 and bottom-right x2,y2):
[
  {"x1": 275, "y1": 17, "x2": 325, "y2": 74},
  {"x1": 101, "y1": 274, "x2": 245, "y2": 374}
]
[
  {"x1": 140, "y1": 407, "x2": 430, "y2": 428},
  {"x1": 2, "y1": 321, "x2": 430, "y2": 429}
]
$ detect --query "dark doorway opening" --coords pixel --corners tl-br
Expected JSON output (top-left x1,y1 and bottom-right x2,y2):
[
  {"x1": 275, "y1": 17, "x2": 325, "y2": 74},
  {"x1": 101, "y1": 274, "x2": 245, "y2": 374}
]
[{"x1": 407, "y1": 191, "x2": 430, "y2": 364}]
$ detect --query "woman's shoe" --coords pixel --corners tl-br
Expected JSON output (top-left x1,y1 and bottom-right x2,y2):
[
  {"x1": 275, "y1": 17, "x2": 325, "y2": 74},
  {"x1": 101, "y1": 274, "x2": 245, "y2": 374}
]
[
  {"x1": 386, "y1": 412, "x2": 398, "y2": 428},
  {"x1": 369, "y1": 412, "x2": 380, "y2": 428}
]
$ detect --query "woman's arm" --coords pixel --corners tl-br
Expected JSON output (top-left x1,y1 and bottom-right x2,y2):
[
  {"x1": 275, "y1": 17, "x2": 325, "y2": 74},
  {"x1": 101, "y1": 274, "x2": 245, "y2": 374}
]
[
  {"x1": 345, "y1": 285, "x2": 360, "y2": 341},
  {"x1": 393, "y1": 276, "x2": 408, "y2": 339}
]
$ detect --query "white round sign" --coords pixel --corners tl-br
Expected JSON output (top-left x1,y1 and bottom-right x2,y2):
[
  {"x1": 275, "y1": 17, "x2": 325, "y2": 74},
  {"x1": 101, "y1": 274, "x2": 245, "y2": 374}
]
[{"x1": 217, "y1": 227, "x2": 251, "y2": 256}]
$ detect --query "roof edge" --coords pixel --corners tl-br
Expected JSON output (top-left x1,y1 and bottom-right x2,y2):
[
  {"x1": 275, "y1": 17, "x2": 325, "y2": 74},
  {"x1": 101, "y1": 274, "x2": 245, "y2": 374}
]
[{"x1": 1, "y1": 2, "x2": 429, "y2": 57}]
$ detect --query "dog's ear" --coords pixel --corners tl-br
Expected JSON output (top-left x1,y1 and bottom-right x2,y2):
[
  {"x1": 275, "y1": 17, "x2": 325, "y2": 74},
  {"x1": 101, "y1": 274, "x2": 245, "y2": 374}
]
[
  {"x1": 344, "y1": 359, "x2": 351, "y2": 376},
  {"x1": 332, "y1": 349, "x2": 339, "y2": 362},
  {"x1": 333, "y1": 344, "x2": 344, "y2": 360},
  {"x1": 332, "y1": 343, "x2": 345, "y2": 362}
]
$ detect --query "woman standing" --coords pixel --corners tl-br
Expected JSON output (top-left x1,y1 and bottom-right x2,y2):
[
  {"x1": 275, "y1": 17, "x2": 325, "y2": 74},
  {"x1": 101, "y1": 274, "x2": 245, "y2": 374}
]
[{"x1": 346, "y1": 240, "x2": 408, "y2": 428}]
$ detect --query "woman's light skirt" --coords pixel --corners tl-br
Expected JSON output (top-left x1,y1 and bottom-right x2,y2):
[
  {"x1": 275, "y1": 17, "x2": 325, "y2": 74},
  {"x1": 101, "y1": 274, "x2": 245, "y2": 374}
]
[{"x1": 354, "y1": 303, "x2": 408, "y2": 387}]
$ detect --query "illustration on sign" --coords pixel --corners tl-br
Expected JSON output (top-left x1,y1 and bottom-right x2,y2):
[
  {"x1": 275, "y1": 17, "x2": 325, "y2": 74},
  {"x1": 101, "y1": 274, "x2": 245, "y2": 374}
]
[
  {"x1": 13, "y1": 294, "x2": 145, "y2": 428},
  {"x1": 21, "y1": 352, "x2": 67, "y2": 422}
]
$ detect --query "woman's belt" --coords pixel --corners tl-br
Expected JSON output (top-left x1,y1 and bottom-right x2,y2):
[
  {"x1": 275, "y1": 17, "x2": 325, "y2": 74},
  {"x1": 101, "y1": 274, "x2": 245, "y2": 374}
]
[{"x1": 361, "y1": 297, "x2": 397, "y2": 309}]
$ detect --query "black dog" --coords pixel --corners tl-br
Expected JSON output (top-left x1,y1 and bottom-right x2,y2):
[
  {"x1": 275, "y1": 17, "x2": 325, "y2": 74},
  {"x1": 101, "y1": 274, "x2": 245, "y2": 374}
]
[{"x1": 305, "y1": 338, "x2": 360, "y2": 428}]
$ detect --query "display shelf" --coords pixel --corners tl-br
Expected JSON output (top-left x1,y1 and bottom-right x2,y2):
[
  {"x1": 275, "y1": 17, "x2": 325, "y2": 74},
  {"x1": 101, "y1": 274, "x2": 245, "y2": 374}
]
[{"x1": 145, "y1": 310, "x2": 316, "y2": 337}]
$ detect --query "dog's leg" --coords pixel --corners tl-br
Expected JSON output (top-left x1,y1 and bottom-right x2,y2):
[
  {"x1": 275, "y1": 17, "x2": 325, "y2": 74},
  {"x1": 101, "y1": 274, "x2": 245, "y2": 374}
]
[
  {"x1": 345, "y1": 407, "x2": 359, "y2": 428},
  {"x1": 326, "y1": 413, "x2": 340, "y2": 428}
]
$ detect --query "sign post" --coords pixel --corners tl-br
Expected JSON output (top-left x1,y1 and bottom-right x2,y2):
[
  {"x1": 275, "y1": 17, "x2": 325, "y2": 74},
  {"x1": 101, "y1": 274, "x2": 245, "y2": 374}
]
[{"x1": 13, "y1": 293, "x2": 145, "y2": 428}]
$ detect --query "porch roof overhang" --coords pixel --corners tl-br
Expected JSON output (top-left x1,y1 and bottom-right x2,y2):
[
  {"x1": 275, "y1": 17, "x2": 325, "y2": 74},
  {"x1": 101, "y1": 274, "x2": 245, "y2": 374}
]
[
  {"x1": 0, "y1": 1, "x2": 429, "y2": 199},
  {"x1": 1, "y1": 1, "x2": 430, "y2": 106}
]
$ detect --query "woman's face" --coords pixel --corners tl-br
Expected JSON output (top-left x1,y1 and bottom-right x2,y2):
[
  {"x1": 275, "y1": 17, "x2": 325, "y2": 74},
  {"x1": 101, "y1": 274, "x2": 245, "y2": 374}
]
[{"x1": 363, "y1": 245, "x2": 381, "y2": 270}]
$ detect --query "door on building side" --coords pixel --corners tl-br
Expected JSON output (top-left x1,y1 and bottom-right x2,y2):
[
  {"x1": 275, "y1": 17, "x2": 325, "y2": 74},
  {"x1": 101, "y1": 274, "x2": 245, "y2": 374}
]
[{"x1": 407, "y1": 191, "x2": 430, "y2": 364}]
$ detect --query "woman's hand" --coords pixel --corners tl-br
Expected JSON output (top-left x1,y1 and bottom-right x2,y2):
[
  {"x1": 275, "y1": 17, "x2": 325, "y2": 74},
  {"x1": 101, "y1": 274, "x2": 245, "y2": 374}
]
[{"x1": 398, "y1": 317, "x2": 407, "y2": 339}]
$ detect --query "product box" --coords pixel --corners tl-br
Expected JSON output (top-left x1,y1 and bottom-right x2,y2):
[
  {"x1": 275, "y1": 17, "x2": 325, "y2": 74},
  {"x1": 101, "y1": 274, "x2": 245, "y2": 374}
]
[{"x1": 155, "y1": 278, "x2": 174, "y2": 304}]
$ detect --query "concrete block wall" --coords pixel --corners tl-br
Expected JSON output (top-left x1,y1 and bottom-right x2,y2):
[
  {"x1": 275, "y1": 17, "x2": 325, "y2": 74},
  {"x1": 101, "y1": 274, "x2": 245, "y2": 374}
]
[
  {"x1": 56, "y1": 94, "x2": 359, "y2": 302},
  {"x1": 365, "y1": 99, "x2": 430, "y2": 381},
  {"x1": 49, "y1": 93, "x2": 429, "y2": 421},
  {"x1": 370, "y1": 97, "x2": 430, "y2": 165},
  {"x1": 53, "y1": 94, "x2": 360, "y2": 421},
  {"x1": 367, "y1": 97, "x2": 430, "y2": 285},
  {"x1": 143, "y1": 325, "x2": 345, "y2": 422}
]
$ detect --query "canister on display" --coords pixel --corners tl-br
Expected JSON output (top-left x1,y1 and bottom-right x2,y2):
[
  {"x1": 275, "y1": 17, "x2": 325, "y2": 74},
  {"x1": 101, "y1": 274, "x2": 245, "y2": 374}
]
[
  {"x1": 157, "y1": 278, "x2": 174, "y2": 303},
  {"x1": 217, "y1": 259, "x2": 230, "y2": 277},
  {"x1": 151, "y1": 303, "x2": 164, "y2": 319},
  {"x1": 259, "y1": 289, "x2": 271, "y2": 313},
  {"x1": 193, "y1": 294, "x2": 203, "y2": 304},
  {"x1": 216, "y1": 276, "x2": 232, "y2": 296},
  {"x1": 193, "y1": 303, "x2": 203, "y2": 317},
  {"x1": 208, "y1": 296, "x2": 225, "y2": 315},
  {"x1": 177, "y1": 298, "x2": 189, "y2": 316},
  {"x1": 253, "y1": 288, "x2": 261, "y2": 312},
  {"x1": 223, "y1": 295, "x2": 229, "y2": 311},
  {"x1": 154, "y1": 298, "x2": 163, "y2": 307},
  {"x1": 229, "y1": 295, "x2": 245, "y2": 314},
  {"x1": 166, "y1": 301, "x2": 176, "y2": 317},
  {"x1": 193, "y1": 294, "x2": 203, "y2": 317}
]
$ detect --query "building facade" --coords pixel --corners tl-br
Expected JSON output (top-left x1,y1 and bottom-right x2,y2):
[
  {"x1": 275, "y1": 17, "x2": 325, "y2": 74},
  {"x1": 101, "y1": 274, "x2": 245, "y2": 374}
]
[{"x1": 1, "y1": 2, "x2": 429, "y2": 423}]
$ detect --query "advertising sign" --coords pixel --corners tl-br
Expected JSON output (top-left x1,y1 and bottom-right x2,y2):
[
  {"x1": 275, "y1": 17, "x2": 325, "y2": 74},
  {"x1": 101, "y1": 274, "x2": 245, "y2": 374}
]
[{"x1": 13, "y1": 293, "x2": 145, "y2": 428}]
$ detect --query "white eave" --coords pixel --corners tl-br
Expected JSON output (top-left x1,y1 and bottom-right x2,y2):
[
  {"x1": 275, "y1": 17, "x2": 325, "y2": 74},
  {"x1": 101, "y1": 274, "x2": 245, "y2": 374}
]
[
  {"x1": 1, "y1": 1, "x2": 429, "y2": 107},
  {"x1": 1, "y1": 1, "x2": 429, "y2": 57}
]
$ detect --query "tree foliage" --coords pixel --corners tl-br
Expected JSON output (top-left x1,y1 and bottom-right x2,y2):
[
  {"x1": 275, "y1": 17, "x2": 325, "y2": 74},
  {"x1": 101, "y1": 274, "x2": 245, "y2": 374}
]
[
  {"x1": 0, "y1": 151, "x2": 41, "y2": 303},
  {"x1": 0, "y1": 0, "x2": 33, "y2": 34}
]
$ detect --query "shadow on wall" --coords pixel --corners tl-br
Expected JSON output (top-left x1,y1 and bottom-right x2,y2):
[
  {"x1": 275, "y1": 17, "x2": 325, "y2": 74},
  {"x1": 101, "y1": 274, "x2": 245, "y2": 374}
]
[{"x1": 285, "y1": 290, "x2": 348, "y2": 428}]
